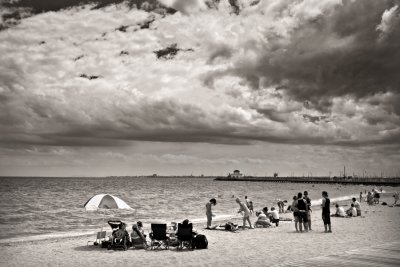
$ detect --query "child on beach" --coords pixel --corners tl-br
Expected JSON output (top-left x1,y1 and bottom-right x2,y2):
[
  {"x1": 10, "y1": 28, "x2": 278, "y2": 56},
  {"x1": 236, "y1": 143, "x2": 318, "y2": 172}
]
[
  {"x1": 205, "y1": 198, "x2": 217, "y2": 229},
  {"x1": 352, "y1": 198, "x2": 362, "y2": 216},
  {"x1": 277, "y1": 199, "x2": 285, "y2": 213},
  {"x1": 270, "y1": 207, "x2": 280, "y2": 226},
  {"x1": 248, "y1": 201, "x2": 254, "y2": 215},
  {"x1": 346, "y1": 204, "x2": 357, "y2": 217},
  {"x1": 236, "y1": 198, "x2": 253, "y2": 229},
  {"x1": 321, "y1": 191, "x2": 332, "y2": 233}
]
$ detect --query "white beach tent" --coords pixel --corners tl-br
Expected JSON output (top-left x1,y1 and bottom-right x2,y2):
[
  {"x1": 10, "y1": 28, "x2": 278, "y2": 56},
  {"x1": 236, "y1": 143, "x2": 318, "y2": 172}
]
[
  {"x1": 84, "y1": 194, "x2": 131, "y2": 241},
  {"x1": 84, "y1": 194, "x2": 131, "y2": 211}
]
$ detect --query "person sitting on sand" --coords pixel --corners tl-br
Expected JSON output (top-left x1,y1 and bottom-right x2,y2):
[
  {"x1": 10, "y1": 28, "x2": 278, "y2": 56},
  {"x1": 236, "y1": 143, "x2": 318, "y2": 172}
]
[
  {"x1": 373, "y1": 191, "x2": 380, "y2": 204},
  {"x1": 255, "y1": 208, "x2": 273, "y2": 228},
  {"x1": 346, "y1": 204, "x2": 357, "y2": 217},
  {"x1": 352, "y1": 198, "x2": 362, "y2": 216},
  {"x1": 270, "y1": 207, "x2": 280, "y2": 226},
  {"x1": 131, "y1": 222, "x2": 147, "y2": 249},
  {"x1": 332, "y1": 204, "x2": 346, "y2": 217},
  {"x1": 236, "y1": 198, "x2": 253, "y2": 229}
]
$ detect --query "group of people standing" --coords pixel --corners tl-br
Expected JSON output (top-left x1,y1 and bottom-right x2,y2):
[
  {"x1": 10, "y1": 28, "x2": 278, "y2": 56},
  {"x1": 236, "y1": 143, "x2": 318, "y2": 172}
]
[{"x1": 290, "y1": 191, "x2": 314, "y2": 232}]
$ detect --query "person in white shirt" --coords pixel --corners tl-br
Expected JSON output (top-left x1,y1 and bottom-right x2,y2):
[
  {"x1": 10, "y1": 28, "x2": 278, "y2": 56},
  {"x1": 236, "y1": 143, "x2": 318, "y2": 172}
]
[
  {"x1": 255, "y1": 209, "x2": 272, "y2": 228},
  {"x1": 352, "y1": 198, "x2": 362, "y2": 216},
  {"x1": 332, "y1": 204, "x2": 346, "y2": 217},
  {"x1": 270, "y1": 207, "x2": 280, "y2": 226},
  {"x1": 346, "y1": 204, "x2": 357, "y2": 217}
]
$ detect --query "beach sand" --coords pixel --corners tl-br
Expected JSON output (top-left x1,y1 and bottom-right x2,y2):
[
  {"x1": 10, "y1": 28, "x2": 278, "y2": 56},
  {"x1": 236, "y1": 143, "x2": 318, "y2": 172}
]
[{"x1": 1, "y1": 195, "x2": 399, "y2": 267}]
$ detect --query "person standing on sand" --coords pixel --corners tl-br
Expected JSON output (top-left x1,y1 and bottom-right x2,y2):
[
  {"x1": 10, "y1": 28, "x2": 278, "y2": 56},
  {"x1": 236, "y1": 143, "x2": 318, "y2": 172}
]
[
  {"x1": 321, "y1": 191, "x2": 332, "y2": 233},
  {"x1": 236, "y1": 198, "x2": 253, "y2": 229},
  {"x1": 295, "y1": 192, "x2": 309, "y2": 232},
  {"x1": 291, "y1": 195, "x2": 299, "y2": 232},
  {"x1": 352, "y1": 198, "x2": 361, "y2": 216},
  {"x1": 248, "y1": 201, "x2": 254, "y2": 215},
  {"x1": 206, "y1": 198, "x2": 217, "y2": 229},
  {"x1": 360, "y1": 192, "x2": 363, "y2": 202},
  {"x1": 304, "y1": 191, "x2": 312, "y2": 231},
  {"x1": 367, "y1": 191, "x2": 374, "y2": 205},
  {"x1": 277, "y1": 199, "x2": 285, "y2": 213}
]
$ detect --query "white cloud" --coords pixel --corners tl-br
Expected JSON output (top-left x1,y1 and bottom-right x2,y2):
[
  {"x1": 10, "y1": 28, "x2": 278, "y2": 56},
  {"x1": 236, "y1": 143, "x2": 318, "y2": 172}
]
[{"x1": 377, "y1": 5, "x2": 399, "y2": 40}]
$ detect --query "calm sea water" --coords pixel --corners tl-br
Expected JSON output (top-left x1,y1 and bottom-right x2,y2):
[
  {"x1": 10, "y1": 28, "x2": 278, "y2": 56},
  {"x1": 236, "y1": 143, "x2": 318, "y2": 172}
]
[{"x1": 0, "y1": 177, "x2": 392, "y2": 241}]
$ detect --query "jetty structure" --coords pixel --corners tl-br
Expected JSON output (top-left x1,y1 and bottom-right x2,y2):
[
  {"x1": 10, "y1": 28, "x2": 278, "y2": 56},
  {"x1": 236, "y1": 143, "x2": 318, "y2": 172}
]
[{"x1": 216, "y1": 169, "x2": 400, "y2": 186}]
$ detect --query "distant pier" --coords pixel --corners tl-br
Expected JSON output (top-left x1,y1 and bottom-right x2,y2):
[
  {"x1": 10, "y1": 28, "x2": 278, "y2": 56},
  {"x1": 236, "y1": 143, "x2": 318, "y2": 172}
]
[{"x1": 214, "y1": 176, "x2": 400, "y2": 186}]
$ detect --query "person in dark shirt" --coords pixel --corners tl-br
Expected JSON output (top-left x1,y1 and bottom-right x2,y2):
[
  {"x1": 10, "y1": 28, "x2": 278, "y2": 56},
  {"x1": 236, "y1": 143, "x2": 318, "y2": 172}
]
[
  {"x1": 321, "y1": 191, "x2": 332, "y2": 233},
  {"x1": 295, "y1": 192, "x2": 309, "y2": 232}
]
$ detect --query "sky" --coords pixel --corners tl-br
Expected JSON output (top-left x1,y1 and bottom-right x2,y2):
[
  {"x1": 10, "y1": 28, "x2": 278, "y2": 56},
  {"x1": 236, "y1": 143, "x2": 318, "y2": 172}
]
[{"x1": 0, "y1": 0, "x2": 399, "y2": 177}]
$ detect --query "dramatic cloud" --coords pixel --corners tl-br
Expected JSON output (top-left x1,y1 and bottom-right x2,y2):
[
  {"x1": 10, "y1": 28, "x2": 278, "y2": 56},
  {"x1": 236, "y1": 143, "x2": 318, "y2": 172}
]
[{"x1": 0, "y1": 0, "x2": 399, "y2": 176}]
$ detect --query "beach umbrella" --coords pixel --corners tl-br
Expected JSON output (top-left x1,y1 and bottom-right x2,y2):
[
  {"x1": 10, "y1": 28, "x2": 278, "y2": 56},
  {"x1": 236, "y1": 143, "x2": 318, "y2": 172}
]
[
  {"x1": 84, "y1": 194, "x2": 131, "y2": 234},
  {"x1": 84, "y1": 194, "x2": 131, "y2": 211}
]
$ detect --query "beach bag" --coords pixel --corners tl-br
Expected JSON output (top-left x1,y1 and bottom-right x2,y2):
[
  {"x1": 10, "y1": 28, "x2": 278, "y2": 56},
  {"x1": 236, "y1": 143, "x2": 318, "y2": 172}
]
[
  {"x1": 101, "y1": 241, "x2": 110, "y2": 248},
  {"x1": 194, "y1": 234, "x2": 208, "y2": 249}
]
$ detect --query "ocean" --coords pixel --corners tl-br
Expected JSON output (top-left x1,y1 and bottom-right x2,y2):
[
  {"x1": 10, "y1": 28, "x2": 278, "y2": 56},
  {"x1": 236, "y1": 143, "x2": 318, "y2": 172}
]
[{"x1": 0, "y1": 176, "x2": 392, "y2": 242}]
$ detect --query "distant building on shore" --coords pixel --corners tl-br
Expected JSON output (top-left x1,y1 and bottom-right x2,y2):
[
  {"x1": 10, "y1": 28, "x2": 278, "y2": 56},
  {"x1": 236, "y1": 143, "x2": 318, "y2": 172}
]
[{"x1": 228, "y1": 170, "x2": 243, "y2": 178}]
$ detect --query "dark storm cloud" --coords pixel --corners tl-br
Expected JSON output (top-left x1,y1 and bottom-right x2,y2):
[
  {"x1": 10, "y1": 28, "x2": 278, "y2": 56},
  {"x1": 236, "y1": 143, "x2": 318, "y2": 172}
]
[
  {"x1": 226, "y1": 0, "x2": 400, "y2": 113},
  {"x1": 2, "y1": 0, "x2": 161, "y2": 12},
  {"x1": 0, "y1": 0, "x2": 172, "y2": 30}
]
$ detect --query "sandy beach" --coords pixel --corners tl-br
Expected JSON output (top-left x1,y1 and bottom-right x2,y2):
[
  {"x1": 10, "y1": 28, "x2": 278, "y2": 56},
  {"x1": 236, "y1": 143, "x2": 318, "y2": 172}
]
[{"x1": 1, "y1": 195, "x2": 399, "y2": 267}]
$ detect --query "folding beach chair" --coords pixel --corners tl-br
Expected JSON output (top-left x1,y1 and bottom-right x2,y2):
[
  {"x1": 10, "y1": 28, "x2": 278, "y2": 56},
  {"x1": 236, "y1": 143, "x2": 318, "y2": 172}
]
[
  {"x1": 87, "y1": 231, "x2": 107, "y2": 246},
  {"x1": 176, "y1": 223, "x2": 194, "y2": 250},
  {"x1": 150, "y1": 224, "x2": 170, "y2": 250}
]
